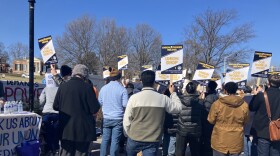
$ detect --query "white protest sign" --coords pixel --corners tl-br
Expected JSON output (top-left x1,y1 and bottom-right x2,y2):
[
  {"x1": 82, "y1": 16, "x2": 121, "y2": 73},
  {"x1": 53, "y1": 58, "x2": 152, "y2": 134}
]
[
  {"x1": 0, "y1": 113, "x2": 42, "y2": 156},
  {"x1": 251, "y1": 51, "x2": 272, "y2": 78},
  {"x1": 192, "y1": 62, "x2": 215, "y2": 81},
  {"x1": 224, "y1": 63, "x2": 250, "y2": 87},
  {"x1": 38, "y1": 36, "x2": 58, "y2": 65},
  {"x1": 118, "y1": 55, "x2": 128, "y2": 70},
  {"x1": 161, "y1": 45, "x2": 183, "y2": 74}
]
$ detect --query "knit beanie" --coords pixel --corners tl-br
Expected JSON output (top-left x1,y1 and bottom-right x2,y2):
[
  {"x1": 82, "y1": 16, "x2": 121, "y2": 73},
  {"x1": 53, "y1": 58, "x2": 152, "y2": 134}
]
[
  {"x1": 72, "y1": 64, "x2": 89, "y2": 78},
  {"x1": 60, "y1": 65, "x2": 72, "y2": 77}
]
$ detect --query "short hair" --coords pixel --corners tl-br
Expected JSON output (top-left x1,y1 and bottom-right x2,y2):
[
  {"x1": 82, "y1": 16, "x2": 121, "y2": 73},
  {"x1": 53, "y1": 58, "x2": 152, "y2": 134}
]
[
  {"x1": 141, "y1": 70, "x2": 155, "y2": 87},
  {"x1": 60, "y1": 65, "x2": 72, "y2": 77},
  {"x1": 208, "y1": 81, "x2": 218, "y2": 91},
  {"x1": 126, "y1": 83, "x2": 134, "y2": 89},
  {"x1": 186, "y1": 82, "x2": 197, "y2": 94},
  {"x1": 224, "y1": 82, "x2": 238, "y2": 94},
  {"x1": 243, "y1": 86, "x2": 252, "y2": 94},
  {"x1": 268, "y1": 74, "x2": 280, "y2": 88}
]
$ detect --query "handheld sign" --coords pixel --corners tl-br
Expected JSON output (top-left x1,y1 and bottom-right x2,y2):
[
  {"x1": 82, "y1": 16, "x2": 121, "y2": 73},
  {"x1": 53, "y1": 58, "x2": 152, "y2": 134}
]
[
  {"x1": 224, "y1": 63, "x2": 250, "y2": 88},
  {"x1": 161, "y1": 45, "x2": 183, "y2": 74},
  {"x1": 141, "y1": 65, "x2": 153, "y2": 72},
  {"x1": 103, "y1": 66, "x2": 111, "y2": 79},
  {"x1": 118, "y1": 55, "x2": 128, "y2": 70},
  {"x1": 38, "y1": 35, "x2": 58, "y2": 65},
  {"x1": 155, "y1": 70, "x2": 170, "y2": 86},
  {"x1": 251, "y1": 51, "x2": 272, "y2": 78},
  {"x1": 193, "y1": 62, "x2": 215, "y2": 81},
  {"x1": 267, "y1": 71, "x2": 280, "y2": 77}
]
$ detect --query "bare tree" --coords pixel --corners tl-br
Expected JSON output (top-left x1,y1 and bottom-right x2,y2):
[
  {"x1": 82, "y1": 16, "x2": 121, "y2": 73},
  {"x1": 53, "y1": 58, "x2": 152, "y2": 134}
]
[
  {"x1": 95, "y1": 19, "x2": 130, "y2": 70},
  {"x1": 7, "y1": 42, "x2": 28, "y2": 62},
  {"x1": 183, "y1": 9, "x2": 255, "y2": 71},
  {"x1": 55, "y1": 15, "x2": 99, "y2": 74},
  {"x1": 0, "y1": 42, "x2": 9, "y2": 62},
  {"x1": 129, "y1": 24, "x2": 162, "y2": 74}
]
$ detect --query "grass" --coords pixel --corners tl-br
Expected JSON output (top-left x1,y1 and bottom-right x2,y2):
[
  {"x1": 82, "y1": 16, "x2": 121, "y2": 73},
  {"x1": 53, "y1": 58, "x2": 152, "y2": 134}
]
[{"x1": 0, "y1": 73, "x2": 44, "y2": 83}]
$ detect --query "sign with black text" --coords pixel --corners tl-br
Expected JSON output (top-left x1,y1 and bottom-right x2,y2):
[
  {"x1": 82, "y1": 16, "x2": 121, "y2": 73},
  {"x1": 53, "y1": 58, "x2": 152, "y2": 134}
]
[
  {"x1": 161, "y1": 45, "x2": 183, "y2": 74},
  {"x1": 251, "y1": 51, "x2": 272, "y2": 78},
  {"x1": 38, "y1": 35, "x2": 58, "y2": 65}
]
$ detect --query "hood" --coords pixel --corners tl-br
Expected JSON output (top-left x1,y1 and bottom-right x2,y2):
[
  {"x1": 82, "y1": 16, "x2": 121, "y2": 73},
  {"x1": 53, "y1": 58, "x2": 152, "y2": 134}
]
[{"x1": 219, "y1": 95, "x2": 244, "y2": 107}]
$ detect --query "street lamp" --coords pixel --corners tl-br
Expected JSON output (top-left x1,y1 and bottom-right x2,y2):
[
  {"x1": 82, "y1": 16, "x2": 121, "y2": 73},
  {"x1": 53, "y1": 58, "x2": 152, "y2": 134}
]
[
  {"x1": 188, "y1": 68, "x2": 192, "y2": 80},
  {"x1": 28, "y1": 0, "x2": 35, "y2": 112}
]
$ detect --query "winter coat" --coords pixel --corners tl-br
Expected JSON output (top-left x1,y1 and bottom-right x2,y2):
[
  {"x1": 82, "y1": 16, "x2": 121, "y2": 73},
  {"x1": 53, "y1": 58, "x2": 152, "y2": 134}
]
[
  {"x1": 53, "y1": 77, "x2": 100, "y2": 142},
  {"x1": 249, "y1": 87, "x2": 280, "y2": 139},
  {"x1": 164, "y1": 112, "x2": 179, "y2": 134},
  {"x1": 177, "y1": 94, "x2": 204, "y2": 137},
  {"x1": 208, "y1": 95, "x2": 249, "y2": 154}
]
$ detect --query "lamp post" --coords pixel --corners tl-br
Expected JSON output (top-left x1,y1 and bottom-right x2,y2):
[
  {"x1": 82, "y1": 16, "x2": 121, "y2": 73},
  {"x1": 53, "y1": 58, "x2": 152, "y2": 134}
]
[
  {"x1": 188, "y1": 68, "x2": 192, "y2": 80},
  {"x1": 28, "y1": 0, "x2": 35, "y2": 112}
]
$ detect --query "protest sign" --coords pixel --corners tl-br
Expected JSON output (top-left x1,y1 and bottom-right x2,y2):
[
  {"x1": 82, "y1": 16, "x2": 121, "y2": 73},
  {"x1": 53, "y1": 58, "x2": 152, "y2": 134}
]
[
  {"x1": 267, "y1": 71, "x2": 280, "y2": 77},
  {"x1": 251, "y1": 51, "x2": 272, "y2": 78},
  {"x1": 161, "y1": 45, "x2": 183, "y2": 74},
  {"x1": 38, "y1": 36, "x2": 58, "y2": 65},
  {"x1": 118, "y1": 55, "x2": 128, "y2": 70},
  {"x1": 1, "y1": 81, "x2": 45, "y2": 102},
  {"x1": 155, "y1": 70, "x2": 170, "y2": 86},
  {"x1": 192, "y1": 62, "x2": 215, "y2": 81},
  {"x1": 0, "y1": 113, "x2": 42, "y2": 156},
  {"x1": 141, "y1": 65, "x2": 153, "y2": 72},
  {"x1": 103, "y1": 66, "x2": 111, "y2": 79},
  {"x1": 224, "y1": 63, "x2": 250, "y2": 88}
]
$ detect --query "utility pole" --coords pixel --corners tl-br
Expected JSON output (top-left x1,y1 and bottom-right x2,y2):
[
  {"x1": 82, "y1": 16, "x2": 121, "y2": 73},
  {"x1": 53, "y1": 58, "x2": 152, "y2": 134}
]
[{"x1": 28, "y1": 0, "x2": 35, "y2": 112}]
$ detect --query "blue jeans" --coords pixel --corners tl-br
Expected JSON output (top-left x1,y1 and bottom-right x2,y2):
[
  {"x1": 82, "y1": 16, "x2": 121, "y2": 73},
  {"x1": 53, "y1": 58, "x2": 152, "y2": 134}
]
[
  {"x1": 162, "y1": 133, "x2": 176, "y2": 156},
  {"x1": 257, "y1": 138, "x2": 280, "y2": 156},
  {"x1": 243, "y1": 135, "x2": 258, "y2": 156},
  {"x1": 126, "y1": 138, "x2": 159, "y2": 156},
  {"x1": 100, "y1": 119, "x2": 123, "y2": 156},
  {"x1": 42, "y1": 113, "x2": 59, "y2": 152}
]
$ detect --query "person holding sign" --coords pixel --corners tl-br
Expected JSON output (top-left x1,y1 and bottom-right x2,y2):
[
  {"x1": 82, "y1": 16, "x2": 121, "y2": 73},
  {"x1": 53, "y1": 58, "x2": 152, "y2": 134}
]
[
  {"x1": 51, "y1": 64, "x2": 72, "y2": 85},
  {"x1": 123, "y1": 70, "x2": 182, "y2": 156}
]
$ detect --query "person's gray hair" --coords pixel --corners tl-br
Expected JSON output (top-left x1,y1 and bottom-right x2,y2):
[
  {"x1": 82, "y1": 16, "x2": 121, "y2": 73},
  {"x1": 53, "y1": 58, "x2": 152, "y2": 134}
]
[{"x1": 72, "y1": 64, "x2": 89, "y2": 79}]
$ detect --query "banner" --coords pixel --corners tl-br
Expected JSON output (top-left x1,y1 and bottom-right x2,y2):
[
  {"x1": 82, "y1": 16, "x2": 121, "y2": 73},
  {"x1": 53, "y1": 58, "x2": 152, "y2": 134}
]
[
  {"x1": 192, "y1": 62, "x2": 215, "y2": 81},
  {"x1": 251, "y1": 51, "x2": 272, "y2": 78},
  {"x1": 0, "y1": 113, "x2": 42, "y2": 156},
  {"x1": 141, "y1": 65, "x2": 153, "y2": 72},
  {"x1": 161, "y1": 45, "x2": 183, "y2": 74},
  {"x1": 118, "y1": 55, "x2": 128, "y2": 70},
  {"x1": 1, "y1": 81, "x2": 45, "y2": 102},
  {"x1": 224, "y1": 63, "x2": 250, "y2": 88},
  {"x1": 103, "y1": 66, "x2": 111, "y2": 79},
  {"x1": 38, "y1": 36, "x2": 58, "y2": 65}
]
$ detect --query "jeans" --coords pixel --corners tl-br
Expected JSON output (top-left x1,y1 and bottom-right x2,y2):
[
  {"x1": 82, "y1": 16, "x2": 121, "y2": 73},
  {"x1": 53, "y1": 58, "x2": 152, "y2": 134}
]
[
  {"x1": 100, "y1": 118, "x2": 123, "y2": 156},
  {"x1": 175, "y1": 134, "x2": 201, "y2": 156},
  {"x1": 42, "y1": 113, "x2": 59, "y2": 152},
  {"x1": 257, "y1": 138, "x2": 280, "y2": 156},
  {"x1": 126, "y1": 138, "x2": 159, "y2": 156},
  {"x1": 243, "y1": 135, "x2": 258, "y2": 156},
  {"x1": 162, "y1": 133, "x2": 176, "y2": 156}
]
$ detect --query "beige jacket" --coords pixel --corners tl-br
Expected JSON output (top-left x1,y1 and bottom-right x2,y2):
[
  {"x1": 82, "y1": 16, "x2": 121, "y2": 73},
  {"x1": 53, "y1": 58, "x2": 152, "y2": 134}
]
[{"x1": 208, "y1": 95, "x2": 249, "y2": 154}]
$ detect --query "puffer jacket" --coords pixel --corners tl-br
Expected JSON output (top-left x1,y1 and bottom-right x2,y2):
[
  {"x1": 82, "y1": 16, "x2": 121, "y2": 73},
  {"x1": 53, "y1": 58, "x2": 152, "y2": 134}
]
[
  {"x1": 177, "y1": 94, "x2": 204, "y2": 137},
  {"x1": 164, "y1": 112, "x2": 179, "y2": 134},
  {"x1": 208, "y1": 95, "x2": 249, "y2": 154}
]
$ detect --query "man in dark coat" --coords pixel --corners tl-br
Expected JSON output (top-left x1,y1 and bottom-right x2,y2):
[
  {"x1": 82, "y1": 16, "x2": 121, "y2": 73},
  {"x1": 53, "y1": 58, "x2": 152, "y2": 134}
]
[
  {"x1": 53, "y1": 64, "x2": 100, "y2": 156},
  {"x1": 250, "y1": 74, "x2": 280, "y2": 155},
  {"x1": 176, "y1": 82, "x2": 204, "y2": 156}
]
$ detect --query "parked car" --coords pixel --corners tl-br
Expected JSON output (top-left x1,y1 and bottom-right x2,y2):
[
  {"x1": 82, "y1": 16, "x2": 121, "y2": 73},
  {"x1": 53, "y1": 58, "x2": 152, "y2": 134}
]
[{"x1": 21, "y1": 73, "x2": 29, "y2": 78}]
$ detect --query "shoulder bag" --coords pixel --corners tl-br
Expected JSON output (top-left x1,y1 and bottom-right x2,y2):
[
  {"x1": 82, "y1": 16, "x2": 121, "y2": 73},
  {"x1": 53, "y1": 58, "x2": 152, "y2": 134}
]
[{"x1": 264, "y1": 91, "x2": 280, "y2": 141}]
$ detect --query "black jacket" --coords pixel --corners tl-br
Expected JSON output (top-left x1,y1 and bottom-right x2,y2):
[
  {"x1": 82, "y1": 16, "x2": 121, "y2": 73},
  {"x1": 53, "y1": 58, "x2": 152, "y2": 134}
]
[
  {"x1": 177, "y1": 94, "x2": 204, "y2": 137},
  {"x1": 53, "y1": 77, "x2": 100, "y2": 142},
  {"x1": 164, "y1": 112, "x2": 179, "y2": 134},
  {"x1": 249, "y1": 87, "x2": 280, "y2": 139}
]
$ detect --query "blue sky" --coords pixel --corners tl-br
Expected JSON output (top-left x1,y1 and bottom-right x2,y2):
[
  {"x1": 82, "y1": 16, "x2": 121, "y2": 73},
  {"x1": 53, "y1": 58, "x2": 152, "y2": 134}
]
[{"x1": 0, "y1": 0, "x2": 279, "y2": 67}]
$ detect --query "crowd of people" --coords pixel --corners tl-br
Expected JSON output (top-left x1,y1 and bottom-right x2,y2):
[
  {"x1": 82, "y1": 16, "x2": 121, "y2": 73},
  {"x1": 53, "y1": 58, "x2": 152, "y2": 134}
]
[{"x1": 39, "y1": 63, "x2": 280, "y2": 156}]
